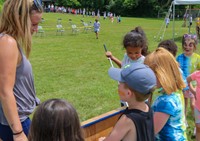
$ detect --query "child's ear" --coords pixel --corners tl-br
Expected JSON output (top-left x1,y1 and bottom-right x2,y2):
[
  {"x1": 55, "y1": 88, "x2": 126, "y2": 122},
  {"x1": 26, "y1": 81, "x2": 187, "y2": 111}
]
[{"x1": 127, "y1": 89, "x2": 133, "y2": 97}]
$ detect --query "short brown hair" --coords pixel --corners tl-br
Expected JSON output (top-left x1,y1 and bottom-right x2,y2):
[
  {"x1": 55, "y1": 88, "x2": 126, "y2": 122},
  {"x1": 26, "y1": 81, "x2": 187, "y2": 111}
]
[{"x1": 158, "y1": 40, "x2": 178, "y2": 57}]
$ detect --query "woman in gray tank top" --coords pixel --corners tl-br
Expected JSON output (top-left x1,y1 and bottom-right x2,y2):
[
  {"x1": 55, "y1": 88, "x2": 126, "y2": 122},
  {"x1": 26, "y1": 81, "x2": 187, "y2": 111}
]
[{"x1": 0, "y1": 0, "x2": 43, "y2": 141}]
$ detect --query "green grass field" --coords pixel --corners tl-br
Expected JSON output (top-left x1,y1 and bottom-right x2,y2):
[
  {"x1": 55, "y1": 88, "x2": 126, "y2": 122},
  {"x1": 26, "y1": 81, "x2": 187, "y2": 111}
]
[{"x1": 31, "y1": 13, "x2": 196, "y2": 140}]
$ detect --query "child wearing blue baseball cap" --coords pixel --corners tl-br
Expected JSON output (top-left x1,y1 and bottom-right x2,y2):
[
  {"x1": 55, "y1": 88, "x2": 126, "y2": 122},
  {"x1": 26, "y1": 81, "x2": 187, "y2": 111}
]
[
  {"x1": 145, "y1": 48, "x2": 187, "y2": 140},
  {"x1": 99, "y1": 63, "x2": 156, "y2": 141}
]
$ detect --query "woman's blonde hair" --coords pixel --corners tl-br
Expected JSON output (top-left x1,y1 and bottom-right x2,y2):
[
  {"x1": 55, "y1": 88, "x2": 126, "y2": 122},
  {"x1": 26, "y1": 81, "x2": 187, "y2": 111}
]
[
  {"x1": 144, "y1": 48, "x2": 185, "y2": 94},
  {"x1": 0, "y1": 0, "x2": 38, "y2": 58}
]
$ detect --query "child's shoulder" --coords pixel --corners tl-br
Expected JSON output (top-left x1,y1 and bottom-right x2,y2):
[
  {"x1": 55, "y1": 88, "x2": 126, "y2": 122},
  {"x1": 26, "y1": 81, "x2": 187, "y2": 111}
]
[
  {"x1": 191, "y1": 70, "x2": 200, "y2": 77},
  {"x1": 192, "y1": 52, "x2": 200, "y2": 58},
  {"x1": 156, "y1": 92, "x2": 178, "y2": 101},
  {"x1": 176, "y1": 53, "x2": 188, "y2": 61}
]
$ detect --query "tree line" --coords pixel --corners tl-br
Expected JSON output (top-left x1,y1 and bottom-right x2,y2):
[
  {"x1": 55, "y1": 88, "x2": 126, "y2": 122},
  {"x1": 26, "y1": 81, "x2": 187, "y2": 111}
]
[
  {"x1": 1, "y1": 0, "x2": 200, "y2": 18},
  {"x1": 54, "y1": 0, "x2": 179, "y2": 17}
]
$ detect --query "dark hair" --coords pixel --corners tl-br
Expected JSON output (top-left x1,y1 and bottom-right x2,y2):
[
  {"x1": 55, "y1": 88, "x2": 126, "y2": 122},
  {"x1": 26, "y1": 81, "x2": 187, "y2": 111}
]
[
  {"x1": 123, "y1": 26, "x2": 149, "y2": 56},
  {"x1": 158, "y1": 40, "x2": 178, "y2": 57},
  {"x1": 28, "y1": 99, "x2": 84, "y2": 141}
]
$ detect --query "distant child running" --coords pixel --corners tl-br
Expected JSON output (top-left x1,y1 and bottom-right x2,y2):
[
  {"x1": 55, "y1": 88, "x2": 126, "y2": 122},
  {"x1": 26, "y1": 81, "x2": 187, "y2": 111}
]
[
  {"x1": 176, "y1": 34, "x2": 200, "y2": 127},
  {"x1": 94, "y1": 19, "x2": 100, "y2": 39},
  {"x1": 145, "y1": 48, "x2": 187, "y2": 141},
  {"x1": 105, "y1": 26, "x2": 148, "y2": 68},
  {"x1": 99, "y1": 63, "x2": 156, "y2": 141},
  {"x1": 165, "y1": 16, "x2": 170, "y2": 28},
  {"x1": 189, "y1": 15, "x2": 193, "y2": 27}
]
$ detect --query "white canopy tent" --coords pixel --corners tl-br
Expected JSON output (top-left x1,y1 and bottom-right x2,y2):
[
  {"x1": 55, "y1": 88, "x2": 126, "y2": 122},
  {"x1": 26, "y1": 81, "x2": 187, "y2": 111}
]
[
  {"x1": 173, "y1": 0, "x2": 200, "y2": 5},
  {"x1": 172, "y1": 0, "x2": 200, "y2": 39}
]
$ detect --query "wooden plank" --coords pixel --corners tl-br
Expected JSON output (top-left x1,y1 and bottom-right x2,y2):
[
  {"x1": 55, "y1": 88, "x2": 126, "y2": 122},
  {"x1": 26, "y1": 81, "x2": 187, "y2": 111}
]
[
  {"x1": 84, "y1": 127, "x2": 113, "y2": 141},
  {"x1": 81, "y1": 107, "x2": 125, "y2": 141}
]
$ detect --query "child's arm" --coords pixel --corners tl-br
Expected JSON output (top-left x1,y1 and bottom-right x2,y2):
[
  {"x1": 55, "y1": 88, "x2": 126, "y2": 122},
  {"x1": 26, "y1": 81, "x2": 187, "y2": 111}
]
[
  {"x1": 105, "y1": 51, "x2": 122, "y2": 68},
  {"x1": 187, "y1": 75, "x2": 196, "y2": 96},
  {"x1": 99, "y1": 115, "x2": 136, "y2": 141},
  {"x1": 154, "y1": 112, "x2": 170, "y2": 134}
]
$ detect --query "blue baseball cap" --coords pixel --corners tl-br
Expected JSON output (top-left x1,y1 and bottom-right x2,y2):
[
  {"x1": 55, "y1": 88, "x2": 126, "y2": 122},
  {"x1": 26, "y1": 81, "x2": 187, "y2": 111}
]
[{"x1": 108, "y1": 63, "x2": 156, "y2": 95}]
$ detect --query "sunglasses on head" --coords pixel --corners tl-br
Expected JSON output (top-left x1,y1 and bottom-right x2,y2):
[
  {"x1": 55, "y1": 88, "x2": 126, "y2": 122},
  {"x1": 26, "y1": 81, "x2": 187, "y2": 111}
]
[
  {"x1": 33, "y1": 0, "x2": 42, "y2": 10},
  {"x1": 183, "y1": 34, "x2": 197, "y2": 40}
]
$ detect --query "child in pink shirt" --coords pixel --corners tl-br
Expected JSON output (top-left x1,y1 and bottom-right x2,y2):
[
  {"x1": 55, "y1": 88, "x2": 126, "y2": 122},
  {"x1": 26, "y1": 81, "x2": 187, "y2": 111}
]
[{"x1": 187, "y1": 71, "x2": 200, "y2": 140}]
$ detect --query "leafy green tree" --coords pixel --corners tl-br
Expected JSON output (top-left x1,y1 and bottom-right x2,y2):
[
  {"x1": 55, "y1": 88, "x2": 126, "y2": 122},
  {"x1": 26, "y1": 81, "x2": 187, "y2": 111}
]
[
  {"x1": 108, "y1": 0, "x2": 123, "y2": 15},
  {"x1": 55, "y1": 0, "x2": 81, "y2": 8},
  {"x1": 49, "y1": 0, "x2": 173, "y2": 17},
  {"x1": 123, "y1": 0, "x2": 138, "y2": 9}
]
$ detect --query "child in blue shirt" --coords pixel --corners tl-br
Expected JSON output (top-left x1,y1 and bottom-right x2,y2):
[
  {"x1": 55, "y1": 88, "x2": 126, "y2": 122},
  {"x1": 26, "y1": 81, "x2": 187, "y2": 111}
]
[{"x1": 145, "y1": 48, "x2": 187, "y2": 141}]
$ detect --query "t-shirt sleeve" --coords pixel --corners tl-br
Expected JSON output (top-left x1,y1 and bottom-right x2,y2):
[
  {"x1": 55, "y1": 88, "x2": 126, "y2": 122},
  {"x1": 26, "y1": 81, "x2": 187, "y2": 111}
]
[
  {"x1": 153, "y1": 98, "x2": 176, "y2": 116},
  {"x1": 191, "y1": 71, "x2": 200, "y2": 81},
  {"x1": 121, "y1": 53, "x2": 127, "y2": 67}
]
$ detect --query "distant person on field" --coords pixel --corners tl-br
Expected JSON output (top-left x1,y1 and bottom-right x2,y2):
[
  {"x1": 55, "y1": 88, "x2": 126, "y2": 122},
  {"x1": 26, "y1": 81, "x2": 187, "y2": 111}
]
[
  {"x1": 103, "y1": 11, "x2": 106, "y2": 20},
  {"x1": 94, "y1": 19, "x2": 100, "y2": 39},
  {"x1": 105, "y1": 26, "x2": 148, "y2": 68},
  {"x1": 118, "y1": 15, "x2": 121, "y2": 23},
  {"x1": 28, "y1": 99, "x2": 84, "y2": 141},
  {"x1": 144, "y1": 48, "x2": 187, "y2": 140},
  {"x1": 99, "y1": 63, "x2": 156, "y2": 141},
  {"x1": 189, "y1": 15, "x2": 193, "y2": 28},
  {"x1": 165, "y1": 16, "x2": 170, "y2": 28},
  {"x1": 111, "y1": 16, "x2": 114, "y2": 23}
]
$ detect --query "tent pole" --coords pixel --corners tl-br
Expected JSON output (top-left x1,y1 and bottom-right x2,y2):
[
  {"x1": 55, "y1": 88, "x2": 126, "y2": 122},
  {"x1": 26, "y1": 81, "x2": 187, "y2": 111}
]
[
  {"x1": 173, "y1": 1, "x2": 175, "y2": 40},
  {"x1": 189, "y1": 5, "x2": 191, "y2": 34}
]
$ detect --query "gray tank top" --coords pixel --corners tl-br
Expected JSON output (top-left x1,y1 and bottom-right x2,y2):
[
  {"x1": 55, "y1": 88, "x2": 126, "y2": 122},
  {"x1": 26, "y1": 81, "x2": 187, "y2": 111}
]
[{"x1": 0, "y1": 35, "x2": 40, "y2": 125}]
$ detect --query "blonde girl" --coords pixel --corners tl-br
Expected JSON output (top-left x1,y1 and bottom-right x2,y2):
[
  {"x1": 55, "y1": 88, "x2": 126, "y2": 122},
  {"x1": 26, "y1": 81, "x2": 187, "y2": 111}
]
[{"x1": 144, "y1": 48, "x2": 187, "y2": 140}]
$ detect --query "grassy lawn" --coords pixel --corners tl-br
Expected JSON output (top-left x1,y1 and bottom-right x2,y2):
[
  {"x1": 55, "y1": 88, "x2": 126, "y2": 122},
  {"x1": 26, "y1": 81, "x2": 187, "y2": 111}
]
[{"x1": 31, "y1": 13, "x2": 196, "y2": 140}]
